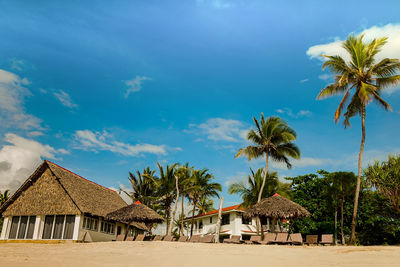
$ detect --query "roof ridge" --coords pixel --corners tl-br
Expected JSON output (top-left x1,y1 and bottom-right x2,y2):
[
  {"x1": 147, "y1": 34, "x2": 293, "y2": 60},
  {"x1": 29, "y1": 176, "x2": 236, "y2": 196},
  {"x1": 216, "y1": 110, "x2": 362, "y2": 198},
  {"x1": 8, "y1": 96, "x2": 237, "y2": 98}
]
[{"x1": 45, "y1": 160, "x2": 117, "y2": 193}]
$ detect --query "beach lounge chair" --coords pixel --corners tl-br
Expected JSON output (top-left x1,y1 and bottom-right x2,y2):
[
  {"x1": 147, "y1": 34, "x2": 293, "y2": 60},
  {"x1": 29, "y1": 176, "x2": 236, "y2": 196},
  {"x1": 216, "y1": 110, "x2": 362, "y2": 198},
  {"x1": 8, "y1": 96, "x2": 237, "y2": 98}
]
[
  {"x1": 116, "y1": 234, "x2": 125, "y2": 241},
  {"x1": 223, "y1": 235, "x2": 241, "y2": 244},
  {"x1": 189, "y1": 235, "x2": 201, "y2": 243},
  {"x1": 244, "y1": 235, "x2": 262, "y2": 244},
  {"x1": 320, "y1": 234, "x2": 334, "y2": 245},
  {"x1": 135, "y1": 234, "x2": 145, "y2": 241},
  {"x1": 272, "y1": 232, "x2": 289, "y2": 244},
  {"x1": 163, "y1": 235, "x2": 174, "y2": 241},
  {"x1": 177, "y1": 236, "x2": 189, "y2": 242},
  {"x1": 125, "y1": 236, "x2": 134, "y2": 241},
  {"x1": 258, "y1": 233, "x2": 276, "y2": 245},
  {"x1": 199, "y1": 235, "x2": 214, "y2": 243},
  {"x1": 288, "y1": 233, "x2": 303, "y2": 245},
  {"x1": 305, "y1": 235, "x2": 318, "y2": 245},
  {"x1": 152, "y1": 235, "x2": 163, "y2": 241}
]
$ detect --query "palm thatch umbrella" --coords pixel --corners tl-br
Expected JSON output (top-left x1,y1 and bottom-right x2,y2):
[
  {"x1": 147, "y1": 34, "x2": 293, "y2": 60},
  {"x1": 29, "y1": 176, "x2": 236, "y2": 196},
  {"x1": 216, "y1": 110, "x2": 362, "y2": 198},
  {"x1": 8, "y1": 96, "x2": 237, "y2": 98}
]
[
  {"x1": 245, "y1": 193, "x2": 311, "y2": 220},
  {"x1": 106, "y1": 201, "x2": 164, "y2": 224}
]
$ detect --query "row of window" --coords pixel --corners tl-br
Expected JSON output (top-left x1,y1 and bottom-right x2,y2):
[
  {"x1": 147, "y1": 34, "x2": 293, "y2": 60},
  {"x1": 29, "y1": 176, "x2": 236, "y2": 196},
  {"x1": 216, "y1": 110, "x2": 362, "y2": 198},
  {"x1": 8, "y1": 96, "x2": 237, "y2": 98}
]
[
  {"x1": 100, "y1": 221, "x2": 115, "y2": 235},
  {"x1": 194, "y1": 213, "x2": 252, "y2": 230},
  {"x1": 8, "y1": 216, "x2": 36, "y2": 239},
  {"x1": 82, "y1": 216, "x2": 116, "y2": 235}
]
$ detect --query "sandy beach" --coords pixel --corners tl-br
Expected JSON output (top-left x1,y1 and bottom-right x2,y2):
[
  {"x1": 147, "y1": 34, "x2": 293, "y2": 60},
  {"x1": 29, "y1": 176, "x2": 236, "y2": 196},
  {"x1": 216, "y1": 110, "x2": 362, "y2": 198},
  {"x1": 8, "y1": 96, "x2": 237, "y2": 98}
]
[{"x1": 0, "y1": 242, "x2": 399, "y2": 267}]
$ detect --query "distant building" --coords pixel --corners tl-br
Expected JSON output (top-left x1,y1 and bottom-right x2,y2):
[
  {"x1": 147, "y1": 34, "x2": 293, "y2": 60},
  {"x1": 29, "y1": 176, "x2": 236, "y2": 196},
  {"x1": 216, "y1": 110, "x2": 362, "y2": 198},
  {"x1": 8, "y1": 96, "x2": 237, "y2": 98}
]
[
  {"x1": 0, "y1": 161, "x2": 145, "y2": 242},
  {"x1": 183, "y1": 205, "x2": 259, "y2": 241}
]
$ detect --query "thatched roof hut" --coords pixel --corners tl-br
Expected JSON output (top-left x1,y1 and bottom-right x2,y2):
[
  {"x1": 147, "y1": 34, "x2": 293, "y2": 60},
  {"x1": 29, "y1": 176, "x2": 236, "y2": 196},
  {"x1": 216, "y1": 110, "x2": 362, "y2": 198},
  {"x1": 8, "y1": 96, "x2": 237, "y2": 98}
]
[
  {"x1": 245, "y1": 193, "x2": 311, "y2": 219},
  {"x1": 105, "y1": 202, "x2": 164, "y2": 224},
  {"x1": 0, "y1": 160, "x2": 127, "y2": 217}
]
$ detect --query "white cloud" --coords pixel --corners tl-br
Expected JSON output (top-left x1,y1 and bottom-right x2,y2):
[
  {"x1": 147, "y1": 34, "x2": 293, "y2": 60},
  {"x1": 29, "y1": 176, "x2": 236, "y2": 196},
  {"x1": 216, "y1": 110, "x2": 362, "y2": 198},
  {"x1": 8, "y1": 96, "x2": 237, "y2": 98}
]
[
  {"x1": 27, "y1": 131, "x2": 44, "y2": 137},
  {"x1": 74, "y1": 130, "x2": 168, "y2": 156},
  {"x1": 124, "y1": 76, "x2": 151, "y2": 98},
  {"x1": 276, "y1": 108, "x2": 312, "y2": 118},
  {"x1": 318, "y1": 74, "x2": 333, "y2": 81},
  {"x1": 224, "y1": 171, "x2": 248, "y2": 188},
  {"x1": 0, "y1": 69, "x2": 43, "y2": 131},
  {"x1": 0, "y1": 133, "x2": 67, "y2": 193},
  {"x1": 53, "y1": 90, "x2": 78, "y2": 109},
  {"x1": 300, "y1": 79, "x2": 309, "y2": 83},
  {"x1": 187, "y1": 118, "x2": 248, "y2": 142},
  {"x1": 10, "y1": 59, "x2": 25, "y2": 71},
  {"x1": 270, "y1": 157, "x2": 338, "y2": 170},
  {"x1": 307, "y1": 24, "x2": 400, "y2": 94}
]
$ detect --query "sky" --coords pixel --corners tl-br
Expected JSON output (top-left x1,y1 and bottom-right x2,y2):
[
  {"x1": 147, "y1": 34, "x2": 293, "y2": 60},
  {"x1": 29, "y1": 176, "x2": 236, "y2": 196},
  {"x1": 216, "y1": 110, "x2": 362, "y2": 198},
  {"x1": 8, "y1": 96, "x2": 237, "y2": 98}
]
[{"x1": 1, "y1": 0, "x2": 400, "y2": 207}]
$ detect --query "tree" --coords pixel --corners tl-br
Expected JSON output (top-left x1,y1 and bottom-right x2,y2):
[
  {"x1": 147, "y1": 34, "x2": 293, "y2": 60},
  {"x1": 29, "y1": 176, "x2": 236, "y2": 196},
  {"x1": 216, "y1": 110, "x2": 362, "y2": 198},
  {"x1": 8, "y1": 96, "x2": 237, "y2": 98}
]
[
  {"x1": 0, "y1": 190, "x2": 9, "y2": 206},
  {"x1": 235, "y1": 114, "x2": 300, "y2": 204},
  {"x1": 364, "y1": 154, "x2": 400, "y2": 214},
  {"x1": 156, "y1": 163, "x2": 178, "y2": 235},
  {"x1": 317, "y1": 34, "x2": 400, "y2": 244},
  {"x1": 187, "y1": 168, "x2": 221, "y2": 236},
  {"x1": 125, "y1": 167, "x2": 158, "y2": 208},
  {"x1": 228, "y1": 168, "x2": 291, "y2": 208}
]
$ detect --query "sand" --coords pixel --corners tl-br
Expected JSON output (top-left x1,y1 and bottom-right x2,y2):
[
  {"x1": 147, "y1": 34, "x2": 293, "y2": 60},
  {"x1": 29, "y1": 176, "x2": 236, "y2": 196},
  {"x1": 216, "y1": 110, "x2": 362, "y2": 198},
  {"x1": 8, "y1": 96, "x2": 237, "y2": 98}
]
[{"x1": 0, "y1": 242, "x2": 399, "y2": 267}]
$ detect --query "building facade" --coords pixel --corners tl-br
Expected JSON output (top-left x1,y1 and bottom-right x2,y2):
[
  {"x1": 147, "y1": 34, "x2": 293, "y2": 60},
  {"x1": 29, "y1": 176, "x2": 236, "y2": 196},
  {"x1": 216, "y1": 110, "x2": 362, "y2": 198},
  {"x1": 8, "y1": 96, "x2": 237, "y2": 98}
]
[{"x1": 0, "y1": 161, "x2": 135, "y2": 242}]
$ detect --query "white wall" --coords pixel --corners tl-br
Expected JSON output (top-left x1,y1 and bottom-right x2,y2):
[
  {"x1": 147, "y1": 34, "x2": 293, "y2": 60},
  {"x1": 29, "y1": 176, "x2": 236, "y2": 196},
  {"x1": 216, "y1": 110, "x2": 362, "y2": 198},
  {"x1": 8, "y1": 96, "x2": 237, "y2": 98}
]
[{"x1": 0, "y1": 216, "x2": 10, "y2": 240}]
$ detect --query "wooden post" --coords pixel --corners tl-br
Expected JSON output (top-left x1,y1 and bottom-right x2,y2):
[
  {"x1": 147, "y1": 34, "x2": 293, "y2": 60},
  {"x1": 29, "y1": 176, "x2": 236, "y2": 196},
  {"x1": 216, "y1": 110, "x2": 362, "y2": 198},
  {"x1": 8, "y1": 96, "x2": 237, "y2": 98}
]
[{"x1": 214, "y1": 197, "x2": 224, "y2": 243}]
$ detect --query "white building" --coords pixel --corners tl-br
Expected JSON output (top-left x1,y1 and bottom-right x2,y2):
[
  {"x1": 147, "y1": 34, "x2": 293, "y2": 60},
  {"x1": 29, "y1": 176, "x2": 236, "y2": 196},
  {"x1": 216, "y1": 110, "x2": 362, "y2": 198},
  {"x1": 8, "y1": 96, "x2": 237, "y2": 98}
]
[
  {"x1": 184, "y1": 205, "x2": 259, "y2": 241},
  {"x1": 0, "y1": 160, "x2": 143, "y2": 242}
]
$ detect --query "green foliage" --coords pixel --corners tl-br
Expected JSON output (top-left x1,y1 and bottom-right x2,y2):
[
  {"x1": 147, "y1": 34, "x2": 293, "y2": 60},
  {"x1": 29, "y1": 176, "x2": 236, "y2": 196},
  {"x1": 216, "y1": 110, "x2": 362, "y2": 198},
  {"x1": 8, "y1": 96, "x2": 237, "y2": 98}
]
[
  {"x1": 364, "y1": 154, "x2": 400, "y2": 213},
  {"x1": 228, "y1": 168, "x2": 291, "y2": 207}
]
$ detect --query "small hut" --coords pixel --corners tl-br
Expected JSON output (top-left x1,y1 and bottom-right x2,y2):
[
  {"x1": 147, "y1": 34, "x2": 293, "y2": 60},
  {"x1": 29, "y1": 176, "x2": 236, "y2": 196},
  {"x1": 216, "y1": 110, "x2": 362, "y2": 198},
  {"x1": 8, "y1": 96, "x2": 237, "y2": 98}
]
[
  {"x1": 245, "y1": 193, "x2": 310, "y2": 232},
  {"x1": 106, "y1": 201, "x2": 163, "y2": 237}
]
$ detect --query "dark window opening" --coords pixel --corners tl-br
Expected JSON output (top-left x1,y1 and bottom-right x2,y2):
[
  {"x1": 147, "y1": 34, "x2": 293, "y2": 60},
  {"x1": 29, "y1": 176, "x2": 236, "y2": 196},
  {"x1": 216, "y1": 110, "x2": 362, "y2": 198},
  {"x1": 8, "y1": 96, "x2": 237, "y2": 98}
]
[{"x1": 221, "y1": 214, "x2": 230, "y2": 225}]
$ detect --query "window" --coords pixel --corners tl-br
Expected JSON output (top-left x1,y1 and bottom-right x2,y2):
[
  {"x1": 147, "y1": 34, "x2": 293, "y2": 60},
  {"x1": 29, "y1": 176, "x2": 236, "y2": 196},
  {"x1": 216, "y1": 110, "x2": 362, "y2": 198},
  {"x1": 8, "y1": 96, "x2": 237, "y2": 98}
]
[
  {"x1": 199, "y1": 221, "x2": 203, "y2": 229},
  {"x1": 9, "y1": 216, "x2": 37, "y2": 239},
  {"x1": 221, "y1": 214, "x2": 230, "y2": 225},
  {"x1": 241, "y1": 215, "x2": 252, "y2": 225},
  {"x1": 42, "y1": 215, "x2": 76, "y2": 240},
  {"x1": 210, "y1": 217, "x2": 212, "y2": 224},
  {"x1": 82, "y1": 216, "x2": 99, "y2": 231},
  {"x1": 100, "y1": 221, "x2": 115, "y2": 235}
]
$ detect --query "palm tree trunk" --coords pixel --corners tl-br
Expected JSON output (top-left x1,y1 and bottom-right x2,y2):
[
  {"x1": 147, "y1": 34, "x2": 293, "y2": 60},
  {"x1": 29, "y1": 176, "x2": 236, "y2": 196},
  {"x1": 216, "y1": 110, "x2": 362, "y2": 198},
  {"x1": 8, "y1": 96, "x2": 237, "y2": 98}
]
[
  {"x1": 214, "y1": 197, "x2": 224, "y2": 243},
  {"x1": 190, "y1": 201, "x2": 196, "y2": 236},
  {"x1": 180, "y1": 194, "x2": 185, "y2": 236},
  {"x1": 349, "y1": 104, "x2": 366, "y2": 245},
  {"x1": 165, "y1": 205, "x2": 171, "y2": 235},
  {"x1": 334, "y1": 206, "x2": 338, "y2": 245},
  {"x1": 341, "y1": 196, "x2": 345, "y2": 245},
  {"x1": 257, "y1": 153, "x2": 269, "y2": 236},
  {"x1": 167, "y1": 175, "x2": 179, "y2": 235}
]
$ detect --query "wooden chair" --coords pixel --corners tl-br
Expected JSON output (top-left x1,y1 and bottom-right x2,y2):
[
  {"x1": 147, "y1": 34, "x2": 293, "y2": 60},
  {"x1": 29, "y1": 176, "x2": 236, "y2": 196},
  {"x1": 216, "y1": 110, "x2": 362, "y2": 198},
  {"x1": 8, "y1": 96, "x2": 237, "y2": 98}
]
[
  {"x1": 272, "y1": 232, "x2": 289, "y2": 244},
  {"x1": 135, "y1": 234, "x2": 145, "y2": 241},
  {"x1": 152, "y1": 235, "x2": 163, "y2": 241},
  {"x1": 258, "y1": 233, "x2": 277, "y2": 245},
  {"x1": 125, "y1": 236, "x2": 134, "y2": 241},
  {"x1": 189, "y1": 235, "x2": 201, "y2": 243},
  {"x1": 200, "y1": 235, "x2": 214, "y2": 243},
  {"x1": 177, "y1": 236, "x2": 189, "y2": 242},
  {"x1": 244, "y1": 235, "x2": 262, "y2": 244},
  {"x1": 320, "y1": 234, "x2": 334, "y2": 245},
  {"x1": 116, "y1": 234, "x2": 125, "y2": 241},
  {"x1": 288, "y1": 233, "x2": 303, "y2": 245},
  {"x1": 305, "y1": 235, "x2": 318, "y2": 245},
  {"x1": 223, "y1": 235, "x2": 241, "y2": 244}
]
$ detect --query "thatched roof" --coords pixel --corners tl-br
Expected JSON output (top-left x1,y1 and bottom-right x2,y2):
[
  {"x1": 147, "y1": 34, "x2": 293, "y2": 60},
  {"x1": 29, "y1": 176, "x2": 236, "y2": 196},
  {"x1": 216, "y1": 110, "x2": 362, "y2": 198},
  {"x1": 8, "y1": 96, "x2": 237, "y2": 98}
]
[
  {"x1": 106, "y1": 202, "x2": 164, "y2": 224},
  {"x1": 0, "y1": 161, "x2": 127, "y2": 218},
  {"x1": 130, "y1": 221, "x2": 150, "y2": 231},
  {"x1": 244, "y1": 193, "x2": 311, "y2": 219}
]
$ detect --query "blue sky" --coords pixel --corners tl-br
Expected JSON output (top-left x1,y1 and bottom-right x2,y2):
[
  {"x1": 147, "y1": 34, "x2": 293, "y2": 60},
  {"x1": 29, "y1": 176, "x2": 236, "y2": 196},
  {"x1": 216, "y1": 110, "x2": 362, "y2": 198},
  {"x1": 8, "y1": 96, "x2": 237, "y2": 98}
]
[{"x1": 1, "y1": 0, "x2": 400, "y2": 207}]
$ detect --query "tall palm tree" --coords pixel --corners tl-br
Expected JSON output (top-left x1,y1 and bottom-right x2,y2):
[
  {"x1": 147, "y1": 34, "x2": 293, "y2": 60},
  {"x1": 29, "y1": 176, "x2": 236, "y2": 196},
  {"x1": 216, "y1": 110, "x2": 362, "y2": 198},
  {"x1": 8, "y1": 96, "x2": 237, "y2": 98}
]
[
  {"x1": 317, "y1": 34, "x2": 400, "y2": 244},
  {"x1": 197, "y1": 196, "x2": 215, "y2": 214},
  {"x1": 125, "y1": 167, "x2": 158, "y2": 208},
  {"x1": 228, "y1": 168, "x2": 291, "y2": 208},
  {"x1": 187, "y1": 169, "x2": 221, "y2": 236},
  {"x1": 156, "y1": 163, "x2": 178, "y2": 234},
  {"x1": 235, "y1": 114, "x2": 300, "y2": 204}
]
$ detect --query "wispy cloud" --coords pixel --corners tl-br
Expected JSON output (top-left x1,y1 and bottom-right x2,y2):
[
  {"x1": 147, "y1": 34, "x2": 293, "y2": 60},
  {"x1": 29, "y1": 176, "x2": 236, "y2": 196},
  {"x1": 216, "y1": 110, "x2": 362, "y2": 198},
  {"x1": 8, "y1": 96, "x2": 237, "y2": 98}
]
[
  {"x1": 53, "y1": 90, "x2": 78, "y2": 109},
  {"x1": 10, "y1": 58, "x2": 25, "y2": 71},
  {"x1": 196, "y1": 0, "x2": 236, "y2": 9},
  {"x1": 300, "y1": 79, "x2": 309, "y2": 83},
  {"x1": 124, "y1": 76, "x2": 151, "y2": 98},
  {"x1": 0, "y1": 69, "x2": 43, "y2": 131},
  {"x1": 276, "y1": 108, "x2": 312, "y2": 118},
  {"x1": 318, "y1": 74, "x2": 332, "y2": 81},
  {"x1": 187, "y1": 118, "x2": 248, "y2": 142},
  {"x1": 73, "y1": 129, "x2": 170, "y2": 156}
]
